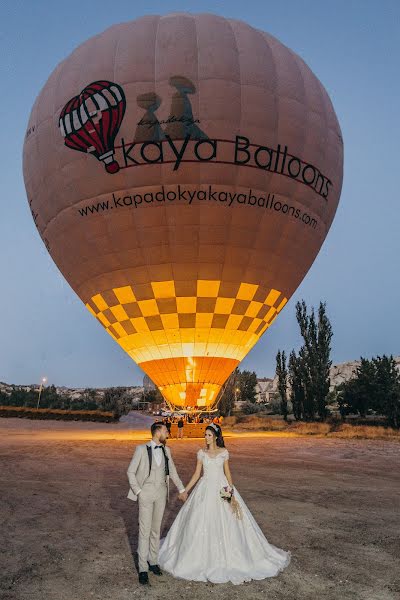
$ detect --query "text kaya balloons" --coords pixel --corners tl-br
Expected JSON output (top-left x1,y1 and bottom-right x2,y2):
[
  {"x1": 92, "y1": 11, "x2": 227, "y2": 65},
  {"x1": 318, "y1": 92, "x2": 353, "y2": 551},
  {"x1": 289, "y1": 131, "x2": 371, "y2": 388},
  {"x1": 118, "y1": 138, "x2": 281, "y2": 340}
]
[{"x1": 23, "y1": 14, "x2": 343, "y2": 411}]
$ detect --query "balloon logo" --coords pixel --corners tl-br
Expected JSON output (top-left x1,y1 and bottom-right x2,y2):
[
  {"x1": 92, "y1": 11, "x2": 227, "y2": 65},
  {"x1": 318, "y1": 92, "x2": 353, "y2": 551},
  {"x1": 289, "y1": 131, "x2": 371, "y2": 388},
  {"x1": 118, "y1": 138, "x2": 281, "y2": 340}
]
[
  {"x1": 23, "y1": 14, "x2": 343, "y2": 412},
  {"x1": 59, "y1": 80, "x2": 126, "y2": 173}
]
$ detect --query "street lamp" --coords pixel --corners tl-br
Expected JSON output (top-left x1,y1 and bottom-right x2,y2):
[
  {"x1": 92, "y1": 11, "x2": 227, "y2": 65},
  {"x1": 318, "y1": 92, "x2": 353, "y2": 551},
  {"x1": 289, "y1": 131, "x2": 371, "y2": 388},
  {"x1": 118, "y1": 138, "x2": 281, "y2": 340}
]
[{"x1": 36, "y1": 377, "x2": 47, "y2": 409}]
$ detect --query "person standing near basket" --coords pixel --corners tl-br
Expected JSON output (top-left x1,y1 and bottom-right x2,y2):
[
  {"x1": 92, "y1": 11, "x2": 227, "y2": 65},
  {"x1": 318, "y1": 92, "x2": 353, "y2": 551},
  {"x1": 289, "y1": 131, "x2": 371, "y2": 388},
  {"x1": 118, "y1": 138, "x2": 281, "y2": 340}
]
[{"x1": 177, "y1": 417, "x2": 184, "y2": 439}]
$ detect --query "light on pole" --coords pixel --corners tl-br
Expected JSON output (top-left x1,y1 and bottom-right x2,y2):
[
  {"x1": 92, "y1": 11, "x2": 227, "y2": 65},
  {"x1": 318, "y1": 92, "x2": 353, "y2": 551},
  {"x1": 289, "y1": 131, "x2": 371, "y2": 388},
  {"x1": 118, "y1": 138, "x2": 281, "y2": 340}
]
[{"x1": 36, "y1": 377, "x2": 47, "y2": 409}]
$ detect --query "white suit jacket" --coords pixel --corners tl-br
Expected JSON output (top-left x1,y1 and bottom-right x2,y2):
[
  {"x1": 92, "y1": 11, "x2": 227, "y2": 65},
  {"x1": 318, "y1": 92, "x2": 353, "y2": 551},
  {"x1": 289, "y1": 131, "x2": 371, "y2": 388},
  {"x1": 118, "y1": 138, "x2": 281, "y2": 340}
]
[{"x1": 127, "y1": 442, "x2": 185, "y2": 501}]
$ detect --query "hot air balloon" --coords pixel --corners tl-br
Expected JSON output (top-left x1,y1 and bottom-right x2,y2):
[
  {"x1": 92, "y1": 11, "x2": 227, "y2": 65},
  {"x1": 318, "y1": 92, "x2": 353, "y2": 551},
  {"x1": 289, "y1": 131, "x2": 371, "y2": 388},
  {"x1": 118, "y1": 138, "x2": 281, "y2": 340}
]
[{"x1": 23, "y1": 14, "x2": 343, "y2": 413}]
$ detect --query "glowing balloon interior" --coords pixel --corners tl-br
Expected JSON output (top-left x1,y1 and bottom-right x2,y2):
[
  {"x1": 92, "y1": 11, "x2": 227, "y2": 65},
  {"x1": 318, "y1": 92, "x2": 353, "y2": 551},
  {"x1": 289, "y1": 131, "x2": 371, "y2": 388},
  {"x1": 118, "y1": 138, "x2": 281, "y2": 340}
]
[
  {"x1": 86, "y1": 279, "x2": 287, "y2": 409},
  {"x1": 23, "y1": 13, "x2": 343, "y2": 412}
]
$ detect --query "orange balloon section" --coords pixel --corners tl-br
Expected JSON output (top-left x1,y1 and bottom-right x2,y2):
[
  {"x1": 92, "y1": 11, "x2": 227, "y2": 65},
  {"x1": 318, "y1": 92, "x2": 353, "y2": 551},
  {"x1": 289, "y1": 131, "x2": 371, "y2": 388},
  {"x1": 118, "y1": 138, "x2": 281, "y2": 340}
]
[
  {"x1": 23, "y1": 14, "x2": 343, "y2": 412},
  {"x1": 86, "y1": 280, "x2": 287, "y2": 409}
]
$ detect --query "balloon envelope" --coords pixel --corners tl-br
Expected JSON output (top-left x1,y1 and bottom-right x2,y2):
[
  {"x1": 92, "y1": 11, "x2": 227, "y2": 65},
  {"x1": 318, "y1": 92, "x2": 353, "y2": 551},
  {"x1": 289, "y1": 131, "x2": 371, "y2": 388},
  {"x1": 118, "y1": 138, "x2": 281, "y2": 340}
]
[{"x1": 23, "y1": 13, "x2": 343, "y2": 411}]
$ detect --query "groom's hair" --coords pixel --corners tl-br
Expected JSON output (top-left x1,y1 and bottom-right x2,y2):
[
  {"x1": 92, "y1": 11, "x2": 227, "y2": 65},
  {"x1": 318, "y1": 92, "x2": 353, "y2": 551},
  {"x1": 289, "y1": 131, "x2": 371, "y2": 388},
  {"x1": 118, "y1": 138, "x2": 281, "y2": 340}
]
[{"x1": 151, "y1": 421, "x2": 165, "y2": 436}]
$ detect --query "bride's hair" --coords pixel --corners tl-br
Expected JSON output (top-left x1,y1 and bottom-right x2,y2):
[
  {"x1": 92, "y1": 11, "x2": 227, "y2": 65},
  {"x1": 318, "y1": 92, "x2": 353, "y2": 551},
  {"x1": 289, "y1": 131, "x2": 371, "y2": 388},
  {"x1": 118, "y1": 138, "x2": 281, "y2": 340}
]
[{"x1": 205, "y1": 423, "x2": 225, "y2": 448}]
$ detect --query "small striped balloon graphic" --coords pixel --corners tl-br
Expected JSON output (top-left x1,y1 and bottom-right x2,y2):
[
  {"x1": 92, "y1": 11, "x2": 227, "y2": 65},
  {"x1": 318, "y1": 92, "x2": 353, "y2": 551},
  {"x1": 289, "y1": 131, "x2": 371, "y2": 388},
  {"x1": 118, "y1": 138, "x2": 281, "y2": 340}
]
[
  {"x1": 59, "y1": 81, "x2": 126, "y2": 173},
  {"x1": 23, "y1": 14, "x2": 343, "y2": 412}
]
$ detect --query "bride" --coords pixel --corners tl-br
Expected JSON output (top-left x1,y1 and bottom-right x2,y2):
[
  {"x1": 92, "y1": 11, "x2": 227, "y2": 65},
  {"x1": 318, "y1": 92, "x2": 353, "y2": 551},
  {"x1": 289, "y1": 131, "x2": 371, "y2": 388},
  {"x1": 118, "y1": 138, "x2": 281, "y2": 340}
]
[{"x1": 158, "y1": 423, "x2": 291, "y2": 584}]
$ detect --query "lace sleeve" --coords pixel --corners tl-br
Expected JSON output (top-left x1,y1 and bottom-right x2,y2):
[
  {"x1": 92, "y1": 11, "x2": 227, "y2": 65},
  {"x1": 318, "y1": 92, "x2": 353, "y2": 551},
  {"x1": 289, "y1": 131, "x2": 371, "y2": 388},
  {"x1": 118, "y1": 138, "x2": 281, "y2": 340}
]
[
  {"x1": 223, "y1": 449, "x2": 229, "y2": 460},
  {"x1": 197, "y1": 448, "x2": 203, "y2": 461}
]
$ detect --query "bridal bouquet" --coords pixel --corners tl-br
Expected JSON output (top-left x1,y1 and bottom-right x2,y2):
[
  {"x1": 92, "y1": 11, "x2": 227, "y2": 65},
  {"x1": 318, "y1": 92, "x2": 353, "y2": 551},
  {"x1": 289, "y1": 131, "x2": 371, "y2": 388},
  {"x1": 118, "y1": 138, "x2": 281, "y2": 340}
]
[{"x1": 220, "y1": 486, "x2": 243, "y2": 520}]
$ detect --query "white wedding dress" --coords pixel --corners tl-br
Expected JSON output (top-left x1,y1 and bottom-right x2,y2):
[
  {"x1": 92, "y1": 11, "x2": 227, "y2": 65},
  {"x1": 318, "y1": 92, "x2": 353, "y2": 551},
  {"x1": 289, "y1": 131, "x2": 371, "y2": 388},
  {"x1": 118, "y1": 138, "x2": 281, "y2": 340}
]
[{"x1": 158, "y1": 448, "x2": 291, "y2": 584}]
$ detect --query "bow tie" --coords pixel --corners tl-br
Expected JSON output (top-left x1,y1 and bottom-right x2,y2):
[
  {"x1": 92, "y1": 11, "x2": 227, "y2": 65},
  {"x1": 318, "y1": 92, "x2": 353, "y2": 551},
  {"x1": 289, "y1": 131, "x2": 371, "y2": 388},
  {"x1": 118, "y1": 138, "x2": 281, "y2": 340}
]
[{"x1": 154, "y1": 445, "x2": 163, "y2": 449}]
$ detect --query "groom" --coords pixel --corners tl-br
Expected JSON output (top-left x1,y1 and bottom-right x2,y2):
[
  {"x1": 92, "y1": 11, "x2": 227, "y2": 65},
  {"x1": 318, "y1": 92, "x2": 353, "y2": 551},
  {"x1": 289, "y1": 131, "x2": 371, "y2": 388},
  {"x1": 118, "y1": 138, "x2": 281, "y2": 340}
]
[{"x1": 127, "y1": 421, "x2": 187, "y2": 585}]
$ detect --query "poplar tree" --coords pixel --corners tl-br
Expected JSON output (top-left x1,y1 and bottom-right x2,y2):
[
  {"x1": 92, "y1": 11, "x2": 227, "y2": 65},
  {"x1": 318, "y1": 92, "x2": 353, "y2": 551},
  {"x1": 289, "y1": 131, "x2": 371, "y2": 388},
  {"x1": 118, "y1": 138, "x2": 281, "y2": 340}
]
[
  {"x1": 217, "y1": 368, "x2": 240, "y2": 417},
  {"x1": 374, "y1": 355, "x2": 400, "y2": 428},
  {"x1": 276, "y1": 350, "x2": 289, "y2": 421},
  {"x1": 288, "y1": 350, "x2": 305, "y2": 420},
  {"x1": 239, "y1": 370, "x2": 258, "y2": 403},
  {"x1": 295, "y1": 300, "x2": 333, "y2": 421}
]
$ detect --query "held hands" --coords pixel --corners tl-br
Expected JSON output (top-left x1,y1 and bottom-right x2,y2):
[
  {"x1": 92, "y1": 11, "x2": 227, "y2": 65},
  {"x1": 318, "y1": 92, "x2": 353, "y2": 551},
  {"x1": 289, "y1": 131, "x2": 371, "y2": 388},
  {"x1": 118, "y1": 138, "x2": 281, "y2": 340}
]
[{"x1": 178, "y1": 490, "x2": 188, "y2": 502}]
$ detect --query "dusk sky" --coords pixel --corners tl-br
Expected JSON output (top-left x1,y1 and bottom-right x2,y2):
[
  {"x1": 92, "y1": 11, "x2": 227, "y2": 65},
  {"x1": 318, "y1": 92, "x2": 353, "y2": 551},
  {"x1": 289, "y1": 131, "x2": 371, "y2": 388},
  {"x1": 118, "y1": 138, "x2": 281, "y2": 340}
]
[{"x1": 2, "y1": 0, "x2": 399, "y2": 389}]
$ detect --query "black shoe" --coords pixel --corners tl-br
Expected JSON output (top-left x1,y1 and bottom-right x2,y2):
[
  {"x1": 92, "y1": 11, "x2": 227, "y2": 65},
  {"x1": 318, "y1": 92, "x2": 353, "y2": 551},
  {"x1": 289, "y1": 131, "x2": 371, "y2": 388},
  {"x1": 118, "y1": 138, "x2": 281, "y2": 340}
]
[
  {"x1": 148, "y1": 562, "x2": 163, "y2": 576},
  {"x1": 139, "y1": 571, "x2": 149, "y2": 585}
]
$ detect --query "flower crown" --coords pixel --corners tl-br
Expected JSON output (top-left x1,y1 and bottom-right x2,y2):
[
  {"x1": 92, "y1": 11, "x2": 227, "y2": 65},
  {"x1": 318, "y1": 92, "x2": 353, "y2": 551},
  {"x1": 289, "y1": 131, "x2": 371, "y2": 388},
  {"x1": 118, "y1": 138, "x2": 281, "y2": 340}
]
[{"x1": 208, "y1": 423, "x2": 220, "y2": 433}]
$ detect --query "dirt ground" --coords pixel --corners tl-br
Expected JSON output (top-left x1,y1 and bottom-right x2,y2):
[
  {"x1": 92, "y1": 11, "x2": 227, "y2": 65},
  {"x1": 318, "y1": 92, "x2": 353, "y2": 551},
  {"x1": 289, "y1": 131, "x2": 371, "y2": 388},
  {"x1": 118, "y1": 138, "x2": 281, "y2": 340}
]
[{"x1": 0, "y1": 418, "x2": 399, "y2": 600}]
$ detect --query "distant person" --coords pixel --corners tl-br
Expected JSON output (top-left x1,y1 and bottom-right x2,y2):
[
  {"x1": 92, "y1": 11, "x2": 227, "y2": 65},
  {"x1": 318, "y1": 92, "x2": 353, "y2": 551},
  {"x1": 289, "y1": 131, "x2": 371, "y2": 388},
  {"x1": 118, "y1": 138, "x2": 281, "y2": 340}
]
[
  {"x1": 165, "y1": 417, "x2": 172, "y2": 435},
  {"x1": 177, "y1": 417, "x2": 184, "y2": 439}
]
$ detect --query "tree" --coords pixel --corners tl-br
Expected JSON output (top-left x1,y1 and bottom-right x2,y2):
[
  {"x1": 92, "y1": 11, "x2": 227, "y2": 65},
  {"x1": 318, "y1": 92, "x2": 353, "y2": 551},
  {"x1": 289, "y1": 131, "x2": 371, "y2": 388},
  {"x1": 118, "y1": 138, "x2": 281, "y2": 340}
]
[
  {"x1": 239, "y1": 370, "x2": 258, "y2": 403},
  {"x1": 81, "y1": 388, "x2": 99, "y2": 410},
  {"x1": 335, "y1": 382, "x2": 350, "y2": 419},
  {"x1": 268, "y1": 392, "x2": 283, "y2": 414},
  {"x1": 295, "y1": 300, "x2": 333, "y2": 420},
  {"x1": 315, "y1": 302, "x2": 333, "y2": 419},
  {"x1": 145, "y1": 388, "x2": 164, "y2": 405},
  {"x1": 296, "y1": 301, "x2": 316, "y2": 420},
  {"x1": 241, "y1": 401, "x2": 263, "y2": 415},
  {"x1": 8, "y1": 388, "x2": 26, "y2": 407},
  {"x1": 40, "y1": 385, "x2": 61, "y2": 408},
  {"x1": 288, "y1": 350, "x2": 305, "y2": 420},
  {"x1": 217, "y1": 368, "x2": 240, "y2": 417},
  {"x1": 373, "y1": 355, "x2": 400, "y2": 428},
  {"x1": 352, "y1": 358, "x2": 377, "y2": 417},
  {"x1": 276, "y1": 350, "x2": 289, "y2": 421},
  {"x1": 337, "y1": 355, "x2": 400, "y2": 428},
  {"x1": 101, "y1": 387, "x2": 130, "y2": 417}
]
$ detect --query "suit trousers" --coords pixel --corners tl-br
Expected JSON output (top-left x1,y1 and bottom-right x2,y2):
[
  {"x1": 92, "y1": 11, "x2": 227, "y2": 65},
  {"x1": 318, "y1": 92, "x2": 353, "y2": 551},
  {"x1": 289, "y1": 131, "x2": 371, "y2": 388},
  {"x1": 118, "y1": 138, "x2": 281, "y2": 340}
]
[{"x1": 138, "y1": 483, "x2": 167, "y2": 572}]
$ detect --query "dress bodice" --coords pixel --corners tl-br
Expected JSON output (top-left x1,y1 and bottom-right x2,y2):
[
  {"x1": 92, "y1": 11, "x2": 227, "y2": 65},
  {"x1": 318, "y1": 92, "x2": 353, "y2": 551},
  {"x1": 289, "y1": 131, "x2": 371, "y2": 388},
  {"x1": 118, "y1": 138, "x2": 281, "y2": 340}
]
[{"x1": 197, "y1": 448, "x2": 229, "y2": 479}]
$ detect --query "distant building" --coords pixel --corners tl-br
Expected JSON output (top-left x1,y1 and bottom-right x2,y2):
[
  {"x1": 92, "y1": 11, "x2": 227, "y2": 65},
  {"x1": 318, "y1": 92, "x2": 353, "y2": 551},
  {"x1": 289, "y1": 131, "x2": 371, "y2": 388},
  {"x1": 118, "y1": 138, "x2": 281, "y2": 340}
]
[
  {"x1": 255, "y1": 378, "x2": 275, "y2": 404},
  {"x1": 232, "y1": 377, "x2": 276, "y2": 408}
]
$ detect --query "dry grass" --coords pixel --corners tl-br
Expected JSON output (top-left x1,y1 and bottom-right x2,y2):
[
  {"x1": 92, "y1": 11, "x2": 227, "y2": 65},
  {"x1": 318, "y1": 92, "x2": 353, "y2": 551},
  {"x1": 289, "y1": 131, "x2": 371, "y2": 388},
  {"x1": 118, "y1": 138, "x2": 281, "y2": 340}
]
[
  {"x1": 288, "y1": 421, "x2": 331, "y2": 435},
  {"x1": 231, "y1": 415, "x2": 288, "y2": 431},
  {"x1": 221, "y1": 415, "x2": 237, "y2": 427},
  {"x1": 329, "y1": 423, "x2": 400, "y2": 440},
  {"x1": 225, "y1": 414, "x2": 400, "y2": 440}
]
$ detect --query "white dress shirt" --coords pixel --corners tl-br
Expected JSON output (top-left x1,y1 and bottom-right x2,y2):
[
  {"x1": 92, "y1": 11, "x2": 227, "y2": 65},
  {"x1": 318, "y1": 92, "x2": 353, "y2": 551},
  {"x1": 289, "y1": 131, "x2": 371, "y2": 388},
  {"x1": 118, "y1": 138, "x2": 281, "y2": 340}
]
[
  {"x1": 136, "y1": 440, "x2": 185, "y2": 495},
  {"x1": 151, "y1": 439, "x2": 163, "y2": 466}
]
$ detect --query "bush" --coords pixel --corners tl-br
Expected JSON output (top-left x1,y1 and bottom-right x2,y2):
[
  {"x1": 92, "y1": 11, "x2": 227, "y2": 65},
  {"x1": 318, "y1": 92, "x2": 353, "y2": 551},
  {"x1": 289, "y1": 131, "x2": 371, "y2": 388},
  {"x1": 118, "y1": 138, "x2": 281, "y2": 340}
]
[
  {"x1": 0, "y1": 406, "x2": 118, "y2": 422},
  {"x1": 241, "y1": 402, "x2": 264, "y2": 415}
]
